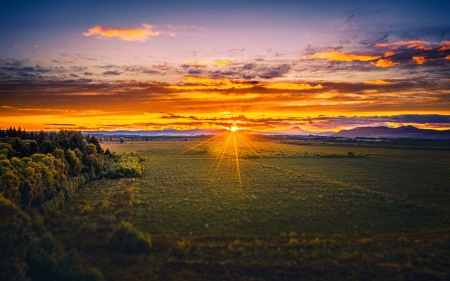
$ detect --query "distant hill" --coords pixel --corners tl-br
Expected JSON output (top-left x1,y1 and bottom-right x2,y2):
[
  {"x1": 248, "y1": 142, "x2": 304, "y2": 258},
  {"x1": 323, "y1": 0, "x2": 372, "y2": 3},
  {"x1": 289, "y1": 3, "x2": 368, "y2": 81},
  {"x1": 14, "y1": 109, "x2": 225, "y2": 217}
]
[
  {"x1": 261, "y1": 126, "x2": 311, "y2": 135},
  {"x1": 83, "y1": 129, "x2": 225, "y2": 136},
  {"x1": 82, "y1": 125, "x2": 450, "y2": 139},
  {"x1": 332, "y1": 125, "x2": 450, "y2": 139}
]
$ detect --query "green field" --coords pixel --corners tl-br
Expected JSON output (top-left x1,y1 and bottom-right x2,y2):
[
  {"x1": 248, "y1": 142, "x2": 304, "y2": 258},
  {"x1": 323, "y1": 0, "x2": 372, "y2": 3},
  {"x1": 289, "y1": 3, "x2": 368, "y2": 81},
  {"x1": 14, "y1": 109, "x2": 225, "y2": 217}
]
[{"x1": 46, "y1": 133, "x2": 450, "y2": 280}]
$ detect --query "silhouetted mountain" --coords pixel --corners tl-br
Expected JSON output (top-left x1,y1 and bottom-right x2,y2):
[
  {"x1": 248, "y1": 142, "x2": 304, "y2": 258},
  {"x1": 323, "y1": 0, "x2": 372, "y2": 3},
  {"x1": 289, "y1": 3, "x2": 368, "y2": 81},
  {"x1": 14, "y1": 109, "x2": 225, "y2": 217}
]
[
  {"x1": 266, "y1": 126, "x2": 311, "y2": 135},
  {"x1": 332, "y1": 126, "x2": 450, "y2": 139}
]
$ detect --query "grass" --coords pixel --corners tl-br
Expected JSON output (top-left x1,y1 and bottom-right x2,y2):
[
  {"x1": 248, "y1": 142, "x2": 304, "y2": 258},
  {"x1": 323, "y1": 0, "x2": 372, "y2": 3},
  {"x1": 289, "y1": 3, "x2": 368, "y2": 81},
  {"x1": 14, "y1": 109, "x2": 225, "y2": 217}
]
[{"x1": 46, "y1": 133, "x2": 450, "y2": 280}]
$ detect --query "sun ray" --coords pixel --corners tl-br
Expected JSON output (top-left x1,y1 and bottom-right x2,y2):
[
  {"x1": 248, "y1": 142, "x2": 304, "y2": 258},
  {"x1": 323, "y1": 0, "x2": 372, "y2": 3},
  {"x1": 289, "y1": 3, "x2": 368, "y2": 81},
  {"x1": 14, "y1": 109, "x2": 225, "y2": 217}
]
[
  {"x1": 233, "y1": 132, "x2": 242, "y2": 187},
  {"x1": 178, "y1": 132, "x2": 226, "y2": 155},
  {"x1": 236, "y1": 131, "x2": 259, "y2": 156},
  {"x1": 210, "y1": 131, "x2": 233, "y2": 183}
]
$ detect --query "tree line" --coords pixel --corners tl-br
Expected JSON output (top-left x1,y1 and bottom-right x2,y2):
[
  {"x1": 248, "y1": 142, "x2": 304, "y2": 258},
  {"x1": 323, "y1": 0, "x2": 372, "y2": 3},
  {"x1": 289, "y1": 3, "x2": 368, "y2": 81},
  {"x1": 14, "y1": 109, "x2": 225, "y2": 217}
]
[{"x1": 0, "y1": 128, "x2": 144, "y2": 281}]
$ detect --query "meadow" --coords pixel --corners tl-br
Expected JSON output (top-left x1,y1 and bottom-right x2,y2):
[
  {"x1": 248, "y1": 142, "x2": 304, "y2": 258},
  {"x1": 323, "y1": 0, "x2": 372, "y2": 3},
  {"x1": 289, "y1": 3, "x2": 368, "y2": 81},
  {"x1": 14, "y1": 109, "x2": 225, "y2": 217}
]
[{"x1": 46, "y1": 132, "x2": 450, "y2": 280}]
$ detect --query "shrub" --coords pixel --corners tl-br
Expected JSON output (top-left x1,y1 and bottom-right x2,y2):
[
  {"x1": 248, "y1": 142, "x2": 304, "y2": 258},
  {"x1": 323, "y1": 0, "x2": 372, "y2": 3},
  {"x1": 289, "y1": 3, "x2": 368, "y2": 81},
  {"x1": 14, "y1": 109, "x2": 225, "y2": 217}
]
[
  {"x1": 108, "y1": 221, "x2": 152, "y2": 254},
  {"x1": 289, "y1": 238, "x2": 300, "y2": 246},
  {"x1": 103, "y1": 152, "x2": 144, "y2": 179}
]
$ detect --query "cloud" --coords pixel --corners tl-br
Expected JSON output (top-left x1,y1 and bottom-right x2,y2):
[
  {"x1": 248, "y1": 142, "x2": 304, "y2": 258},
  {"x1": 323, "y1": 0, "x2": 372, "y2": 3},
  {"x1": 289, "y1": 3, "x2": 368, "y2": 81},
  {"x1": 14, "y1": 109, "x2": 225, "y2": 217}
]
[
  {"x1": 363, "y1": 80, "x2": 391, "y2": 85},
  {"x1": 45, "y1": 123, "x2": 76, "y2": 126},
  {"x1": 370, "y1": 59, "x2": 399, "y2": 68},
  {"x1": 375, "y1": 40, "x2": 430, "y2": 49},
  {"x1": 102, "y1": 70, "x2": 121, "y2": 76},
  {"x1": 309, "y1": 50, "x2": 380, "y2": 62},
  {"x1": 83, "y1": 24, "x2": 162, "y2": 42},
  {"x1": 412, "y1": 56, "x2": 427, "y2": 65},
  {"x1": 438, "y1": 41, "x2": 450, "y2": 51},
  {"x1": 166, "y1": 76, "x2": 254, "y2": 90},
  {"x1": 215, "y1": 61, "x2": 233, "y2": 66},
  {"x1": 262, "y1": 83, "x2": 323, "y2": 90},
  {"x1": 183, "y1": 61, "x2": 208, "y2": 67},
  {"x1": 122, "y1": 66, "x2": 160, "y2": 75},
  {"x1": 2, "y1": 76, "x2": 450, "y2": 131},
  {"x1": 164, "y1": 76, "x2": 323, "y2": 91}
]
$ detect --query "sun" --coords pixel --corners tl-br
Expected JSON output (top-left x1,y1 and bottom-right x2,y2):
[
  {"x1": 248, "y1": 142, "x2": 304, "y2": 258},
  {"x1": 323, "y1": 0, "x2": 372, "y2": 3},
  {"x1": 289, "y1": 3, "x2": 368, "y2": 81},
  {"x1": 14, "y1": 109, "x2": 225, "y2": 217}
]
[{"x1": 231, "y1": 126, "x2": 239, "y2": 132}]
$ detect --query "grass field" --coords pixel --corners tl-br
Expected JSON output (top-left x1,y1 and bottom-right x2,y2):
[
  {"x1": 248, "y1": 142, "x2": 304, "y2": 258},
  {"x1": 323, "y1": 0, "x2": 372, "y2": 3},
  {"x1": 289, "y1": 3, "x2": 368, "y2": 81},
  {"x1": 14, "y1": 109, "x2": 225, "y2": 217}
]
[{"x1": 46, "y1": 132, "x2": 450, "y2": 280}]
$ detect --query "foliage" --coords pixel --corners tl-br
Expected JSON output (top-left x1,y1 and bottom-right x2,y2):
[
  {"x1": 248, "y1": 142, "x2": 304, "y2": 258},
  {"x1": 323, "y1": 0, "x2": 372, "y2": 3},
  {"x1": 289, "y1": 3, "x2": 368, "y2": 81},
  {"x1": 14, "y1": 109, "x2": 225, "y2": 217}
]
[
  {"x1": 27, "y1": 232, "x2": 104, "y2": 281},
  {"x1": 103, "y1": 152, "x2": 144, "y2": 178},
  {"x1": 0, "y1": 129, "x2": 110, "y2": 208},
  {"x1": 108, "y1": 221, "x2": 152, "y2": 254},
  {"x1": 0, "y1": 195, "x2": 32, "y2": 281},
  {"x1": 0, "y1": 128, "x2": 146, "y2": 280}
]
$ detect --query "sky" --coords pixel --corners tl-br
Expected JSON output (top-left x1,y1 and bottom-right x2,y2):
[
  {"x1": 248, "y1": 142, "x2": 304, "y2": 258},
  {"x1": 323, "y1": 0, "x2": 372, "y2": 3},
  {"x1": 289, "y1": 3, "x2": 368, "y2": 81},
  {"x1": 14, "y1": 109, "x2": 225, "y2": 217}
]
[{"x1": 1, "y1": 0, "x2": 450, "y2": 132}]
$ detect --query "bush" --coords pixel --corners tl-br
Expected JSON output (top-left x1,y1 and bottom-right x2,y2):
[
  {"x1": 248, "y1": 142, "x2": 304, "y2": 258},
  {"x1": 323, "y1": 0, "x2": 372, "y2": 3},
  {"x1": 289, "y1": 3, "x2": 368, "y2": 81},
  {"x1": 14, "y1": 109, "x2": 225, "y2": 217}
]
[
  {"x1": 27, "y1": 232, "x2": 104, "y2": 281},
  {"x1": 108, "y1": 221, "x2": 152, "y2": 254},
  {"x1": 103, "y1": 152, "x2": 144, "y2": 179}
]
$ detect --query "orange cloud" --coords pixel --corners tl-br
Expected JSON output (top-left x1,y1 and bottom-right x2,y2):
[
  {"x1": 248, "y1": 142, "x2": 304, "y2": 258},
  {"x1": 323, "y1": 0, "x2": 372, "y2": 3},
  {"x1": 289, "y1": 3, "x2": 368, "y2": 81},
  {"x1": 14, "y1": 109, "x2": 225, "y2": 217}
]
[
  {"x1": 370, "y1": 59, "x2": 398, "y2": 68},
  {"x1": 363, "y1": 80, "x2": 391, "y2": 85},
  {"x1": 375, "y1": 40, "x2": 450, "y2": 52},
  {"x1": 83, "y1": 24, "x2": 162, "y2": 42},
  {"x1": 383, "y1": 51, "x2": 395, "y2": 57},
  {"x1": 375, "y1": 40, "x2": 430, "y2": 49},
  {"x1": 215, "y1": 61, "x2": 233, "y2": 66},
  {"x1": 414, "y1": 45, "x2": 435, "y2": 51},
  {"x1": 412, "y1": 56, "x2": 427, "y2": 65},
  {"x1": 309, "y1": 50, "x2": 380, "y2": 62},
  {"x1": 438, "y1": 41, "x2": 450, "y2": 52},
  {"x1": 445, "y1": 55, "x2": 450, "y2": 60}
]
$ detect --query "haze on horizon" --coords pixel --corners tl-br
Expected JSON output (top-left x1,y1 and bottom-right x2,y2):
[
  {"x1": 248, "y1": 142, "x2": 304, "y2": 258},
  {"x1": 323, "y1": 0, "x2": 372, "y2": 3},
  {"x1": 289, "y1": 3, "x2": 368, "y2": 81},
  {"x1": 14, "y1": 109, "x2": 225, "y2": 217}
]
[{"x1": 1, "y1": 0, "x2": 450, "y2": 133}]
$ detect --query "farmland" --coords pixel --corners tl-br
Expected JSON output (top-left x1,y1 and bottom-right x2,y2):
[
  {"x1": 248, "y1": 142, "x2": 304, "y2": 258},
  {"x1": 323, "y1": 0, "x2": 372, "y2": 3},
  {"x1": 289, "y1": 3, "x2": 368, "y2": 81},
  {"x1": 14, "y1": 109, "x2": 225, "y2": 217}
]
[{"x1": 46, "y1": 132, "x2": 450, "y2": 280}]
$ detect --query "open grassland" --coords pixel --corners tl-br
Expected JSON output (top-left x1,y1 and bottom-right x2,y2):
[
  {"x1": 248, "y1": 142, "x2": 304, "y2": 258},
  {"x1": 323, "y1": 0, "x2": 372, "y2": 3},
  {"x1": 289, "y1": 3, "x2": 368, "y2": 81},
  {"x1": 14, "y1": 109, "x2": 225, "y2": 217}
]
[{"x1": 47, "y1": 132, "x2": 450, "y2": 280}]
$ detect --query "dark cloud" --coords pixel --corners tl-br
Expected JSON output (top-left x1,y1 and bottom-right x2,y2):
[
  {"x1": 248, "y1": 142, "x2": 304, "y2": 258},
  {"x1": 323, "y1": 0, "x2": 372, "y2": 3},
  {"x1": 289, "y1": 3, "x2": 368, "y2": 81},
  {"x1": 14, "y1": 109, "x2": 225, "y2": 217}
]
[
  {"x1": 102, "y1": 70, "x2": 122, "y2": 76},
  {"x1": 84, "y1": 72, "x2": 94, "y2": 76},
  {"x1": 228, "y1": 47, "x2": 245, "y2": 54},
  {"x1": 97, "y1": 64, "x2": 116, "y2": 69},
  {"x1": 0, "y1": 61, "x2": 54, "y2": 80},
  {"x1": 70, "y1": 66, "x2": 88, "y2": 72},
  {"x1": 122, "y1": 66, "x2": 161, "y2": 75},
  {"x1": 207, "y1": 63, "x2": 291, "y2": 80},
  {"x1": 45, "y1": 123, "x2": 76, "y2": 126},
  {"x1": 186, "y1": 68, "x2": 203, "y2": 75}
]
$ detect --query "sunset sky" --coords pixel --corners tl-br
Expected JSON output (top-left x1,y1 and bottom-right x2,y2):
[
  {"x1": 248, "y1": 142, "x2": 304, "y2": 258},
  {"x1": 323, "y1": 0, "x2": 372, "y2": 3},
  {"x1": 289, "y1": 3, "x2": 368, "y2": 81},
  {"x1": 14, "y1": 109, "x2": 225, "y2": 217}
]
[{"x1": 1, "y1": 0, "x2": 450, "y2": 132}]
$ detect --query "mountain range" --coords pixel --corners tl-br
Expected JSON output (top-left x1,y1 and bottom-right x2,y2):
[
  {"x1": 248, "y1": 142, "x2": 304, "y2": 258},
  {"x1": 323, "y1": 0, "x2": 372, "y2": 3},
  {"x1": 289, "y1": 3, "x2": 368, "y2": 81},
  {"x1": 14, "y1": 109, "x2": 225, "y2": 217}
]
[
  {"x1": 331, "y1": 125, "x2": 450, "y2": 139},
  {"x1": 83, "y1": 126, "x2": 450, "y2": 139}
]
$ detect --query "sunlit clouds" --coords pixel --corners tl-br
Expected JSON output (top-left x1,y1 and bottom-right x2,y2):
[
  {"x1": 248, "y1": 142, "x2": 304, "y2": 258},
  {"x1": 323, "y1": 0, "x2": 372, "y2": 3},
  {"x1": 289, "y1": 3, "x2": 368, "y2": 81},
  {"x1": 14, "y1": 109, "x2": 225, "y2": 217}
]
[
  {"x1": 83, "y1": 24, "x2": 164, "y2": 42},
  {"x1": 309, "y1": 50, "x2": 380, "y2": 62},
  {"x1": 370, "y1": 59, "x2": 399, "y2": 68},
  {"x1": 363, "y1": 80, "x2": 391, "y2": 85},
  {"x1": 412, "y1": 56, "x2": 427, "y2": 65}
]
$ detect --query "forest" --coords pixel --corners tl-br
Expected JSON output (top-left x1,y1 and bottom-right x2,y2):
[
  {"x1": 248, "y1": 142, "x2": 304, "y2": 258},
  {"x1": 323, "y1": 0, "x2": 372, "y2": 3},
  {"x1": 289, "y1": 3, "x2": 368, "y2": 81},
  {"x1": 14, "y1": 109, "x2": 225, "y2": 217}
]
[{"x1": 0, "y1": 127, "x2": 144, "y2": 281}]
